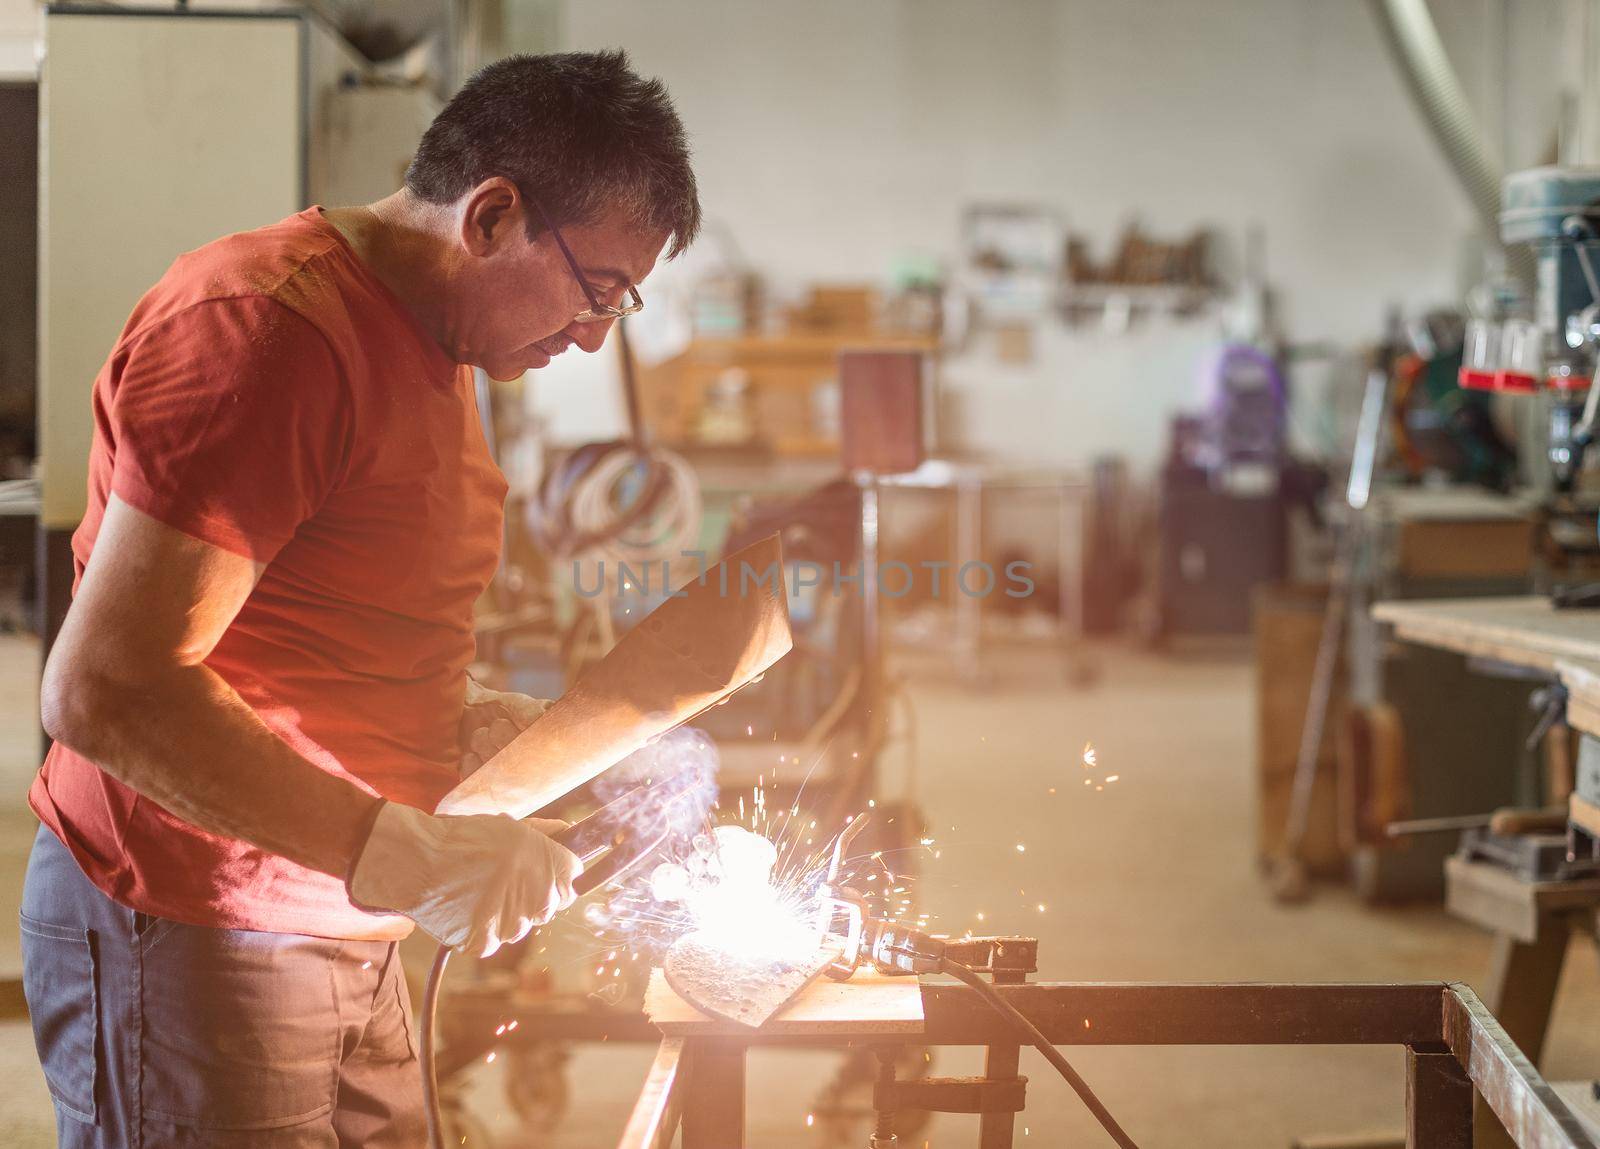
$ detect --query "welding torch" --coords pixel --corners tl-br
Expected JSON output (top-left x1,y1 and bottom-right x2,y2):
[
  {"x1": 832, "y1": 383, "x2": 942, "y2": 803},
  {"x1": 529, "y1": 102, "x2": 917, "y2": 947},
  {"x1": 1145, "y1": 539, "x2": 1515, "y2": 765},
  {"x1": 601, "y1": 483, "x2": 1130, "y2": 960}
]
[
  {"x1": 815, "y1": 814, "x2": 1143, "y2": 1149},
  {"x1": 420, "y1": 766, "x2": 707, "y2": 1149}
]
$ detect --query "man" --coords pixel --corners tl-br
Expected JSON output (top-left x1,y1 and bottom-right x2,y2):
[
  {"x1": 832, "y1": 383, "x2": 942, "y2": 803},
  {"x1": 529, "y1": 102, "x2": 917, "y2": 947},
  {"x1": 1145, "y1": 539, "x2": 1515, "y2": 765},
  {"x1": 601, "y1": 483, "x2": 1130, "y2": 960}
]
[{"x1": 22, "y1": 50, "x2": 700, "y2": 1147}]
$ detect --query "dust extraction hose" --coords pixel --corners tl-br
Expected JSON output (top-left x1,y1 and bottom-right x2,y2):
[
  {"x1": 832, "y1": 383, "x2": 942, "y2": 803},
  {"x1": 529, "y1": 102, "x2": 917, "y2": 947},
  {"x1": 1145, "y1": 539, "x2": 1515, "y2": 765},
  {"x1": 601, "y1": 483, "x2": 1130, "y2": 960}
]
[
  {"x1": 941, "y1": 958, "x2": 1143, "y2": 1149},
  {"x1": 1366, "y1": 0, "x2": 1534, "y2": 283}
]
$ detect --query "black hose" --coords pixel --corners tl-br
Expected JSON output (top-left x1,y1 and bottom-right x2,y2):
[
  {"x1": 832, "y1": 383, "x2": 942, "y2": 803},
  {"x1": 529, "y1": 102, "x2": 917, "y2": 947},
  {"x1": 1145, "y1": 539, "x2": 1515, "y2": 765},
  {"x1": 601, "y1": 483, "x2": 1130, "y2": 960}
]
[
  {"x1": 421, "y1": 944, "x2": 452, "y2": 1149},
  {"x1": 940, "y1": 958, "x2": 1142, "y2": 1149}
]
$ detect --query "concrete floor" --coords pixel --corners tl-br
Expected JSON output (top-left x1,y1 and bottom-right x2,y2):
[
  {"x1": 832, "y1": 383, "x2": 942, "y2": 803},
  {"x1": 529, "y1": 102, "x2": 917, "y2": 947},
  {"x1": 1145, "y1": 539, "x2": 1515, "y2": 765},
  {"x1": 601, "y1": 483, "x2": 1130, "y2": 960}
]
[{"x1": 0, "y1": 636, "x2": 1597, "y2": 1147}]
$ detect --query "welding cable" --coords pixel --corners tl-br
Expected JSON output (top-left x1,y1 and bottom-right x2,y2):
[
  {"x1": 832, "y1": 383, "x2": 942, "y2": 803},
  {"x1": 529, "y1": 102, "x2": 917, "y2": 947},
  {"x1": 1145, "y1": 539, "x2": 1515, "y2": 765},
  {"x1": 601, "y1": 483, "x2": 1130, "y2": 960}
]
[
  {"x1": 940, "y1": 958, "x2": 1142, "y2": 1149},
  {"x1": 565, "y1": 445, "x2": 702, "y2": 573},
  {"x1": 421, "y1": 944, "x2": 452, "y2": 1149}
]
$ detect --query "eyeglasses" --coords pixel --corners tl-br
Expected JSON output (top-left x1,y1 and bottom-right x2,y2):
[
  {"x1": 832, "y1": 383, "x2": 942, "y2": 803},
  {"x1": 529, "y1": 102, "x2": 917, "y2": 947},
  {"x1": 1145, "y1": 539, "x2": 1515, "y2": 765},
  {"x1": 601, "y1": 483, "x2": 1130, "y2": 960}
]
[{"x1": 530, "y1": 196, "x2": 644, "y2": 324}]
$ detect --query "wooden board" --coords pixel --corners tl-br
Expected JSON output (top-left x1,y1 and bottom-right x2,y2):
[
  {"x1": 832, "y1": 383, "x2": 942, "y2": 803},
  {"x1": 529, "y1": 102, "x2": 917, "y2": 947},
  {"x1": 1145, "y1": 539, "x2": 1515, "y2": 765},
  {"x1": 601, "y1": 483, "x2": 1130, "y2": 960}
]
[
  {"x1": 1445, "y1": 854, "x2": 1600, "y2": 943},
  {"x1": 645, "y1": 964, "x2": 925, "y2": 1038},
  {"x1": 1372, "y1": 597, "x2": 1600, "y2": 674},
  {"x1": 1395, "y1": 518, "x2": 1534, "y2": 582},
  {"x1": 1557, "y1": 660, "x2": 1600, "y2": 741},
  {"x1": 1372, "y1": 488, "x2": 1541, "y2": 523}
]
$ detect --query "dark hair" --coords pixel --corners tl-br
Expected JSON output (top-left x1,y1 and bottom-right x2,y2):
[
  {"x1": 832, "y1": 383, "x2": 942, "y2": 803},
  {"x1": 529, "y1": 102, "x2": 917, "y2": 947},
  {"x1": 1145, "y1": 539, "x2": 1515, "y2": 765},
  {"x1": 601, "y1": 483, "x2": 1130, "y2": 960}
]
[{"x1": 406, "y1": 50, "x2": 701, "y2": 258}]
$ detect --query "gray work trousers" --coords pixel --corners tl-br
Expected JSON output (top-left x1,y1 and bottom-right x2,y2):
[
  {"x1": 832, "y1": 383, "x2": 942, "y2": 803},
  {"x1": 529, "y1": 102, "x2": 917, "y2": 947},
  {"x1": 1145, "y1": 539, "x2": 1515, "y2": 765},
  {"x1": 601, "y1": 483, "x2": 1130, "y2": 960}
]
[{"x1": 20, "y1": 826, "x2": 427, "y2": 1147}]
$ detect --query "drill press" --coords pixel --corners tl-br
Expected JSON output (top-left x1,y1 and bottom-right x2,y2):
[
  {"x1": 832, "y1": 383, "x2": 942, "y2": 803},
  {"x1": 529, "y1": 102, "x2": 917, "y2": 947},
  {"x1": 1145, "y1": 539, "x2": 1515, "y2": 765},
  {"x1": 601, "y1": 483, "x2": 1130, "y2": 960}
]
[{"x1": 1480, "y1": 168, "x2": 1600, "y2": 600}]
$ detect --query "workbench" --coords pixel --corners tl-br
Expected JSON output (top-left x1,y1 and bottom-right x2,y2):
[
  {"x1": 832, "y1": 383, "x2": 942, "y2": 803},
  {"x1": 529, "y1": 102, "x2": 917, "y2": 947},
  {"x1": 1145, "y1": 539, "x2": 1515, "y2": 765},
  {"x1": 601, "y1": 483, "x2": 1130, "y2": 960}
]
[
  {"x1": 1371, "y1": 597, "x2": 1600, "y2": 696},
  {"x1": 1372, "y1": 596, "x2": 1600, "y2": 1149},
  {"x1": 1369, "y1": 594, "x2": 1600, "y2": 795},
  {"x1": 614, "y1": 973, "x2": 1595, "y2": 1149}
]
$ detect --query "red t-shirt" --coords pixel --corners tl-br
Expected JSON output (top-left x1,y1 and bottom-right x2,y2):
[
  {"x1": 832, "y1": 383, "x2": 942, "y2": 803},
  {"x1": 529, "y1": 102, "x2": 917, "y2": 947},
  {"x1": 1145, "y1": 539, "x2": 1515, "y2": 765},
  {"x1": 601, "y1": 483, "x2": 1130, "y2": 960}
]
[{"x1": 29, "y1": 208, "x2": 507, "y2": 940}]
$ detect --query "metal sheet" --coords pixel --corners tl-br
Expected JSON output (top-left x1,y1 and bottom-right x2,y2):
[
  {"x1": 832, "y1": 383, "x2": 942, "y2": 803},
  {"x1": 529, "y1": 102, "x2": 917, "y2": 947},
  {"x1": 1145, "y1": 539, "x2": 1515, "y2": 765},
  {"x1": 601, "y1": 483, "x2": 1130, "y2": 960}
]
[{"x1": 437, "y1": 535, "x2": 792, "y2": 818}]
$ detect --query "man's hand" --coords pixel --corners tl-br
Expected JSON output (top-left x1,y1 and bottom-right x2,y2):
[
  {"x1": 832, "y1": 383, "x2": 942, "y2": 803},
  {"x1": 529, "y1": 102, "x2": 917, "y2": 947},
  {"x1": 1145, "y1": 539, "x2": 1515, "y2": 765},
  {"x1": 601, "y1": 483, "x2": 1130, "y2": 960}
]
[
  {"x1": 459, "y1": 679, "x2": 554, "y2": 779},
  {"x1": 347, "y1": 804, "x2": 581, "y2": 957}
]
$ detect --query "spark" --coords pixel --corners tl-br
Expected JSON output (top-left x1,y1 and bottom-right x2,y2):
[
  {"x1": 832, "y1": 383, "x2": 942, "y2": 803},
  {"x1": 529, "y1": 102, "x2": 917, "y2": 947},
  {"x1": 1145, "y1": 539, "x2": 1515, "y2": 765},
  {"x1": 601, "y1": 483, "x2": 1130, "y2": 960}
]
[
  {"x1": 486, "y1": 1051, "x2": 497, "y2": 1064},
  {"x1": 1084, "y1": 1018, "x2": 1091, "y2": 1029},
  {"x1": 495, "y1": 1024, "x2": 506, "y2": 1036},
  {"x1": 361, "y1": 961, "x2": 372, "y2": 970},
  {"x1": 1083, "y1": 742, "x2": 1097, "y2": 768},
  {"x1": 806, "y1": 1114, "x2": 815, "y2": 1127},
  {"x1": 1037, "y1": 904, "x2": 1046, "y2": 913},
  {"x1": 1105, "y1": 774, "x2": 1120, "y2": 783},
  {"x1": 1016, "y1": 843, "x2": 1026, "y2": 853},
  {"x1": 507, "y1": 1021, "x2": 518, "y2": 1031}
]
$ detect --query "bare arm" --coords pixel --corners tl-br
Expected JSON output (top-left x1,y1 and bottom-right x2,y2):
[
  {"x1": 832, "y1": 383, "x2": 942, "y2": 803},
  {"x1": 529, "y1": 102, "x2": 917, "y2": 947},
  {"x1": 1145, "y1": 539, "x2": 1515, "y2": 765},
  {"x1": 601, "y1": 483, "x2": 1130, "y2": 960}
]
[{"x1": 40, "y1": 494, "x2": 380, "y2": 878}]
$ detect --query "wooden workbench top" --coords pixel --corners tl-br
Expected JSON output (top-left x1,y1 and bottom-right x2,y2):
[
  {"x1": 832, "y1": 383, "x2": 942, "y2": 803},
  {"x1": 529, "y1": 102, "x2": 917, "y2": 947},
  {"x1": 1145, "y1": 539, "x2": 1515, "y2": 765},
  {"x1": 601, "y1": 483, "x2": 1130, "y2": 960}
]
[
  {"x1": 1372, "y1": 596, "x2": 1600, "y2": 737},
  {"x1": 644, "y1": 965, "x2": 926, "y2": 1038},
  {"x1": 1372, "y1": 596, "x2": 1600, "y2": 672}
]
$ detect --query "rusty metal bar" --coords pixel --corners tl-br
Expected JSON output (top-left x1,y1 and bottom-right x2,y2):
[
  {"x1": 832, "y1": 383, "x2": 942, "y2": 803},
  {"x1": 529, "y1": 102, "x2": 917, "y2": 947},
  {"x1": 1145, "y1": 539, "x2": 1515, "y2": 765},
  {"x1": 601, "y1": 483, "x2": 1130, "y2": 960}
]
[
  {"x1": 1442, "y1": 983, "x2": 1595, "y2": 1149},
  {"x1": 680, "y1": 1038, "x2": 746, "y2": 1149},
  {"x1": 617, "y1": 1037, "x2": 684, "y2": 1149},
  {"x1": 920, "y1": 982, "x2": 1447, "y2": 1047},
  {"x1": 977, "y1": 964, "x2": 1027, "y2": 1149},
  {"x1": 1407, "y1": 1046, "x2": 1473, "y2": 1149}
]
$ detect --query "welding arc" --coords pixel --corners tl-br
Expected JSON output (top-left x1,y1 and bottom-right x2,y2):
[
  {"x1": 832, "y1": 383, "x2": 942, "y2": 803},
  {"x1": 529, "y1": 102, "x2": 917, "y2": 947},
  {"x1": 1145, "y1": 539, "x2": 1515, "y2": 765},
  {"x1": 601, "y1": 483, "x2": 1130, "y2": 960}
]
[
  {"x1": 940, "y1": 959, "x2": 1142, "y2": 1149},
  {"x1": 420, "y1": 945, "x2": 452, "y2": 1149}
]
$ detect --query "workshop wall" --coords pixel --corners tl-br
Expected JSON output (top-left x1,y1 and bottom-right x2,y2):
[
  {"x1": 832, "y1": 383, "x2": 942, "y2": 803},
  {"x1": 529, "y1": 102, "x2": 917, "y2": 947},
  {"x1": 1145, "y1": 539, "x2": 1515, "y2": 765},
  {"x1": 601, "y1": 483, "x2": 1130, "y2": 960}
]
[
  {"x1": 542, "y1": 0, "x2": 1557, "y2": 469},
  {"x1": 0, "y1": 0, "x2": 35, "y2": 79}
]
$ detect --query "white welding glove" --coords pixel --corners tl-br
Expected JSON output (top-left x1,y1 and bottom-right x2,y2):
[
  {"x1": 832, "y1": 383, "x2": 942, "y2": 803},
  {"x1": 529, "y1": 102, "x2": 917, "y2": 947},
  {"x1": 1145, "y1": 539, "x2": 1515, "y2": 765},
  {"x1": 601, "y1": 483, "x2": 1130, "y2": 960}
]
[
  {"x1": 347, "y1": 803, "x2": 582, "y2": 957},
  {"x1": 459, "y1": 681, "x2": 554, "y2": 780}
]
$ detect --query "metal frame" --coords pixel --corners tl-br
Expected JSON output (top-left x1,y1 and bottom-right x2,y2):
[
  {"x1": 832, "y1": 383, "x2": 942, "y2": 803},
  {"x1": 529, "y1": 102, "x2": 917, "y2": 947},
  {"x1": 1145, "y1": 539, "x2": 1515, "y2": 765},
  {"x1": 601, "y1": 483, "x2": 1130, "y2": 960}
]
[{"x1": 605, "y1": 982, "x2": 1594, "y2": 1149}]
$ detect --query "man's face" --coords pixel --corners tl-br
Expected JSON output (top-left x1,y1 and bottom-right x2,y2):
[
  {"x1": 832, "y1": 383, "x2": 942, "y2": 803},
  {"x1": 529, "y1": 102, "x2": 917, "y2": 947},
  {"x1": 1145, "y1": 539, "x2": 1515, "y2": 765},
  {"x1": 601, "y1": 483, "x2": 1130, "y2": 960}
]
[{"x1": 450, "y1": 191, "x2": 668, "y2": 382}]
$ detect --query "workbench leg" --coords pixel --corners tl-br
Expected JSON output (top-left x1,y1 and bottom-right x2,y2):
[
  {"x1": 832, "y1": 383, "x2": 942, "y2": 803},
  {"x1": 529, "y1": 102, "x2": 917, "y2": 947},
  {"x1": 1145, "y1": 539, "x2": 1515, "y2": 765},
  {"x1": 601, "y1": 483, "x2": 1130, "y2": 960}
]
[
  {"x1": 978, "y1": 969, "x2": 1025, "y2": 1149},
  {"x1": 681, "y1": 1038, "x2": 746, "y2": 1149},
  {"x1": 1483, "y1": 922, "x2": 1569, "y2": 1065},
  {"x1": 978, "y1": 1041, "x2": 1020, "y2": 1149},
  {"x1": 1406, "y1": 1047, "x2": 1472, "y2": 1149}
]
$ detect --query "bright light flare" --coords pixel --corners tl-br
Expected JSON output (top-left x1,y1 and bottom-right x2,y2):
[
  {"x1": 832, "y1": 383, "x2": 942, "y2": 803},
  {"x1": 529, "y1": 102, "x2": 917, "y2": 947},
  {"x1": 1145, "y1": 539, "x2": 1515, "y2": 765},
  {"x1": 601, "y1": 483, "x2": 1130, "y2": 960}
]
[{"x1": 647, "y1": 825, "x2": 820, "y2": 962}]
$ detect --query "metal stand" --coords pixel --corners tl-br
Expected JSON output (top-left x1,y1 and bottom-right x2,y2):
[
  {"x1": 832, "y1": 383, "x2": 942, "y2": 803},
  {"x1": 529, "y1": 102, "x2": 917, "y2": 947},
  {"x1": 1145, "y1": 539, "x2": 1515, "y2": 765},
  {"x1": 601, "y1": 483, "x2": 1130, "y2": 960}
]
[{"x1": 615, "y1": 982, "x2": 1593, "y2": 1149}]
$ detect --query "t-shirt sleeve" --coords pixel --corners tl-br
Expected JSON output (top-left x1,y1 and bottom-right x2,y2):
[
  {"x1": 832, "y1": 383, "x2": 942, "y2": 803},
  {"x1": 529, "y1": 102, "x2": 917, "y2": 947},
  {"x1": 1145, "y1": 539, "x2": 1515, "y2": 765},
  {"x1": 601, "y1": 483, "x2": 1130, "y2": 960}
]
[{"x1": 107, "y1": 297, "x2": 352, "y2": 563}]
